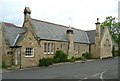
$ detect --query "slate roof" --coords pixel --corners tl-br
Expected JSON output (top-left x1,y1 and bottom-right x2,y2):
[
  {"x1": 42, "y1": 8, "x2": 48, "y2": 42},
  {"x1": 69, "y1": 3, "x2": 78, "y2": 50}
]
[
  {"x1": 86, "y1": 30, "x2": 95, "y2": 44},
  {"x1": 30, "y1": 19, "x2": 89, "y2": 43},
  {"x1": 85, "y1": 29, "x2": 106, "y2": 44},
  {"x1": 2, "y1": 22, "x2": 25, "y2": 46},
  {"x1": 2, "y1": 19, "x2": 99, "y2": 45}
]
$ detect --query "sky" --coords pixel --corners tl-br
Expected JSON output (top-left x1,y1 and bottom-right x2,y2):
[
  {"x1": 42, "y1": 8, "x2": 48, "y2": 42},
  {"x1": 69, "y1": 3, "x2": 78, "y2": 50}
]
[{"x1": 0, "y1": 0, "x2": 119, "y2": 30}]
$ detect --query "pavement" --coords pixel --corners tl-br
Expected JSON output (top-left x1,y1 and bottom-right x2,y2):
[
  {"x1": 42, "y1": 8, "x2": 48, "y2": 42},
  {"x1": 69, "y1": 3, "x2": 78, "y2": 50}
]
[
  {"x1": 2, "y1": 59, "x2": 98, "y2": 73},
  {"x1": 1, "y1": 69, "x2": 10, "y2": 73}
]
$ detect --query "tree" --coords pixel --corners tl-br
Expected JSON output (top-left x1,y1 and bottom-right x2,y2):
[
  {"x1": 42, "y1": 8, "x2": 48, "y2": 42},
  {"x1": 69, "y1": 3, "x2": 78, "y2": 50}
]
[{"x1": 100, "y1": 16, "x2": 120, "y2": 50}]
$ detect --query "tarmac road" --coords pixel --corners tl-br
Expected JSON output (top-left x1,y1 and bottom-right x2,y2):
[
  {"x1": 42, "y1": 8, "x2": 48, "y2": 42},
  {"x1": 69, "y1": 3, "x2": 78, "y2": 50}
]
[{"x1": 2, "y1": 57, "x2": 119, "y2": 81}]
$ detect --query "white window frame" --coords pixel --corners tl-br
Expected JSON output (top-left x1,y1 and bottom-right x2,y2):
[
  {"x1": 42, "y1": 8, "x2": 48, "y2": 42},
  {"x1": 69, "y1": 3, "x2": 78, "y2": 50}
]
[
  {"x1": 48, "y1": 43, "x2": 51, "y2": 54},
  {"x1": 25, "y1": 48, "x2": 34, "y2": 57},
  {"x1": 44, "y1": 43, "x2": 54, "y2": 54},
  {"x1": 51, "y1": 43, "x2": 54, "y2": 54}
]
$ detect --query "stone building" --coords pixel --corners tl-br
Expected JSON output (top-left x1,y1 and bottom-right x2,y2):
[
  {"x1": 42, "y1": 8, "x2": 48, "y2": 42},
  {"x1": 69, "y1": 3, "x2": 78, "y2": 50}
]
[{"x1": 1, "y1": 7, "x2": 113, "y2": 68}]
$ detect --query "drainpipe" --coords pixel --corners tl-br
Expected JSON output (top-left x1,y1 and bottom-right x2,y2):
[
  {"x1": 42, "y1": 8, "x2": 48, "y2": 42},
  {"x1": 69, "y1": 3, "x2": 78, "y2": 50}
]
[
  {"x1": 89, "y1": 44, "x2": 91, "y2": 53},
  {"x1": 19, "y1": 47, "x2": 22, "y2": 69}
]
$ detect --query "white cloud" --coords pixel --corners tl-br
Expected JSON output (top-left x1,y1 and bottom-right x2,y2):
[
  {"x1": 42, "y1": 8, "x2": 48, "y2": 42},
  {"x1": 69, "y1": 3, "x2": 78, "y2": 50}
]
[{"x1": 0, "y1": 0, "x2": 119, "y2": 30}]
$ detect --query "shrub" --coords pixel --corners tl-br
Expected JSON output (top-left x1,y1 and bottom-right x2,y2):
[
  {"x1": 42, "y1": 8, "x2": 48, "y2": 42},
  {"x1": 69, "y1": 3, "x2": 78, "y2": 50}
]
[
  {"x1": 39, "y1": 58, "x2": 53, "y2": 66},
  {"x1": 69, "y1": 56, "x2": 75, "y2": 62},
  {"x1": 74, "y1": 57, "x2": 82, "y2": 61},
  {"x1": 117, "y1": 50, "x2": 120, "y2": 56},
  {"x1": 114, "y1": 50, "x2": 120, "y2": 56},
  {"x1": 81, "y1": 56, "x2": 87, "y2": 61},
  {"x1": 112, "y1": 46, "x2": 115, "y2": 57},
  {"x1": 53, "y1": 57, "x2": 61, "y2": 63},
  {"x1": 2, "y1": 61, "x2": 7, "y2": 69},
  {"x1": 69, "y1": 57, "x2": 82, "y2": 62},
  {"x1": 54, "y1": 50, "x2": 68, "y2": 63},
  {"x1": 82, "y1": 52, "x2": 91, "y2": 59}
]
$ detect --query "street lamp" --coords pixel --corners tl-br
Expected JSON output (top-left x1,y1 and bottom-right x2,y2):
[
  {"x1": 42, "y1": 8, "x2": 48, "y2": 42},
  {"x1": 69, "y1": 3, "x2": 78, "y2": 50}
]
[{"x1": 10, "y1": 45, "x2": 22, "y2": 69}]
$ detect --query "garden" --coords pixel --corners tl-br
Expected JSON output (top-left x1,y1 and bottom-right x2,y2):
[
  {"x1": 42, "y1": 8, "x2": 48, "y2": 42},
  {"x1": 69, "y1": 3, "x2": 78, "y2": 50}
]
[{"x1": 39, "y1": 50, "x2": 91, "y2": 66}]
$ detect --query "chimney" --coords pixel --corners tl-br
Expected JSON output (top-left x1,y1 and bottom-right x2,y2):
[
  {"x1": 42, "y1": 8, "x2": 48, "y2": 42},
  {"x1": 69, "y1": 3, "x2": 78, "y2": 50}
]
[
  {"x1": 66, "y1": 26, "x2": 74, "y2": 59},
  {"x1": 95, "y1": 18, "x2": 101, "y2": 40},
  {"x1": 24, "y1": 7, "x2": 31, "y2": 21},
  {"x1": 95, "y1": 18, "x2": 101, "y2": 58}
]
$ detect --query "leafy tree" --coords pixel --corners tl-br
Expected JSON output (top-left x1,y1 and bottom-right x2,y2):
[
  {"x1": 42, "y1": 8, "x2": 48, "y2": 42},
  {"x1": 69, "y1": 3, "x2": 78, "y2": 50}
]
[{"x1": 100, "y1": 16, "x2": 120, "y2": 50}]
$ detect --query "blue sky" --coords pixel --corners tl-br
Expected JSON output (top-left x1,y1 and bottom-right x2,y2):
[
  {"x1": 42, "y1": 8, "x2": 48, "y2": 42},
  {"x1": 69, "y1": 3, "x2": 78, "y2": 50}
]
[{"x1": 0, "y1": 0, "x2": 119, "y2": 30}]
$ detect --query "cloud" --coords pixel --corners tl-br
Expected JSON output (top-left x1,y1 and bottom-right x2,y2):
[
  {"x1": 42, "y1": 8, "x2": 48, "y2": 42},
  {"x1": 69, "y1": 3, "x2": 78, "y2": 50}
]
[
  {"x1": 0, "y1": 0, "x2": 25, "y2": 25},
  {"x1": 0, "y1": 0, "x2": 119, "y2": 30}
]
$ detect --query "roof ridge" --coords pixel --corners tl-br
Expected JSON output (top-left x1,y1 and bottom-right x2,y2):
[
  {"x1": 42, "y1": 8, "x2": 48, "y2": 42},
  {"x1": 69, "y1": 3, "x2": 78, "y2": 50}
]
[
  {"x1": 85, "y1": 30, "x2": 95, "y2": 32},
  {"x1": 31, "y1": 18, "x2": 86, "y2": 32},
  {"x1": 31, "y1": 18, "x2": 69, "y2": 29},
  {"x1": 72, "y1": 27, "x2": 85, "y2": 31}
]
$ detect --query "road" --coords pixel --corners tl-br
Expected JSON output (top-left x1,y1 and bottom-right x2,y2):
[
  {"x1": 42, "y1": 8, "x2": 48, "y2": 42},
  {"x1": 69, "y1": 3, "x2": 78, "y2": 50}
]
[{"x1": 2, "y1": 57, "x2": 119, "y2": 80}]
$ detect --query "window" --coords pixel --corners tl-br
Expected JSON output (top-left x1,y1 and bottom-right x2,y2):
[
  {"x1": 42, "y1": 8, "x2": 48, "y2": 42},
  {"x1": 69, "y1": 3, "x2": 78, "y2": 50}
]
[
  {"x1": 44, "y1": 43, "x2": 54, "y2": 54},
  {"x1": 25, "y1": 48, "x2": 34, "y2": 57},
  {"x1": 51, "y1": 43, "x2": 54, "y2": 54},
  {"x1": 44, "y1": 43, "x2": 47, "y2": 53},
  {"x1": 48, "y1": 43, "x2": 51, "y2": 54}
]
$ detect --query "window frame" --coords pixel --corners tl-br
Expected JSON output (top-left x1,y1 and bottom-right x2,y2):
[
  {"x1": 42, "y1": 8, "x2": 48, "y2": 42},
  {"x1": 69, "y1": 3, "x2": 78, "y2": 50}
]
[
  {"x1": 44, "y1": 43, "x2": 47, "y2": 54},
  {"x1": 44, "y1": 42, "x2": 54, "y2": 54},
  {"x1": 25, "y1": 47, "x2": 34, "y2": 57},
  {"x1": 51, "y1": 43, "x2": 54, "y2": 54},
  {"x1": 48, "y1": 43, "x2": 51, "y2": 54}
]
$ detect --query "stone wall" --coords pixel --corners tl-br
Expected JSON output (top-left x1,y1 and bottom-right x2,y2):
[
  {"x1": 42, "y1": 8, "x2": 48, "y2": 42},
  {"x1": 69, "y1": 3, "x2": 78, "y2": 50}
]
[
  {"x1": 78, "y1": 43, "x2": 89, "y2": 56},
  {"x1": 2, "y1": 29, "x2": 13, "y2": 66},
  {"x1": 90, "y1": 44, "x2": 96, "y2": 58},
  {"x1": 40, "y1": 41, "x2": 89, "y2": 59},
  {"x1": 2, "y1": 41, "x2": 13, "y2": 66},
  {"x1": 100, "y1": 28, "x2": 113, "y2": 59},
  {"x1": 18, "y1": 31, "x2": 41, "y2": 68},
  {"x1": 18, "y1": 36, "x2": 90, "y2": 68}
]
